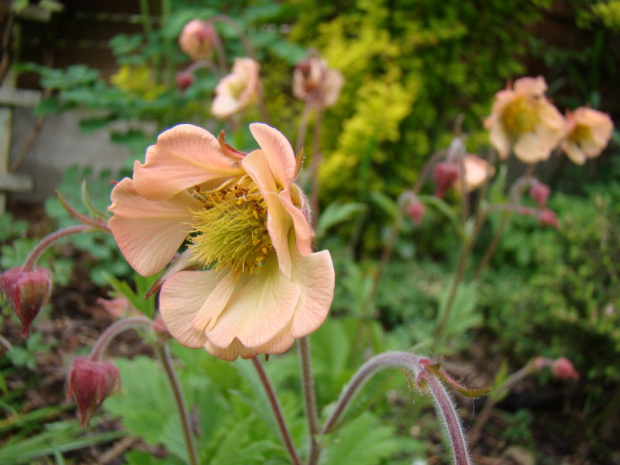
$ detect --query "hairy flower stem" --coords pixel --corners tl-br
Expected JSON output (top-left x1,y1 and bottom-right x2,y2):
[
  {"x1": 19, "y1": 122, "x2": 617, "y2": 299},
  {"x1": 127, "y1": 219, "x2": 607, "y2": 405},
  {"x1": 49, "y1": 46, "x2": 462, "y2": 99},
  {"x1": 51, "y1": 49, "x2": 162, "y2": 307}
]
[
  {"x1": 309, "y1": 107, "x2": 323, "y2": 230},
  {"x1": 251, "y1": 357, "x2": 302, "y2": 465},
  {"x1": 22, "y1": 224, "x2": 99, "y2": 272},
  {"x1": 89, "y1": 317, "x2": 153, "y2": 361},
  {"x1": 156, "y1": 342, "x2": 200, "y2": 465},
  {"x1": 298, "y1": 337, "x2": 320, "y2": 465}
]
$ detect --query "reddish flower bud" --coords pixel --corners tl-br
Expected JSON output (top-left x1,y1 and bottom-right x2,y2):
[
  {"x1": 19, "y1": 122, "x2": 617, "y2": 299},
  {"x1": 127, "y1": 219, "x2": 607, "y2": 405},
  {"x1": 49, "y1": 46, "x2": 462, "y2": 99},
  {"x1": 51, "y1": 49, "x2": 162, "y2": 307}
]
[
  {"x1": 406, "y1": 201, "x2": 426, "y2": 226},
  {"x1": 178, "y1": 19, "x2": 217, "y2": 61},
  {"x1": 529, "y1": 182, "x2": 551, "y2": 208},
  {"x1": 551, "y1": 357, "x2": 579, "y2": 380},
  {"x1": 175, "y1": 71, "x2": 195, "y2": 92},
  {"x1": 433, "y1": 162, "x2": 459, "y2": 198},
  {"x1": 0, "y1": 267, "x2": 53, "y2": 337},
  {"x1": 66, "y1": 356, "x2": 120, "y2": 427},
  {"x1": 539, "y1": 209, "x2": 559, "y2": 228}
]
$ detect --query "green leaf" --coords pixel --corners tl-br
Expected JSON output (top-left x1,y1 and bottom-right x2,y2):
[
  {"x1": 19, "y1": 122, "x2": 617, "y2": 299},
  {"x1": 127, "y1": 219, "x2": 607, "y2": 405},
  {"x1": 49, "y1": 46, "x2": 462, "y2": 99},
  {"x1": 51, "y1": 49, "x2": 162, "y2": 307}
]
[
  {"x1": 369, "y1": 191, "x2": 398, "y2": 218},
  {"x1": 316, "y1": 202, "x2": 366, "y2": 240}
]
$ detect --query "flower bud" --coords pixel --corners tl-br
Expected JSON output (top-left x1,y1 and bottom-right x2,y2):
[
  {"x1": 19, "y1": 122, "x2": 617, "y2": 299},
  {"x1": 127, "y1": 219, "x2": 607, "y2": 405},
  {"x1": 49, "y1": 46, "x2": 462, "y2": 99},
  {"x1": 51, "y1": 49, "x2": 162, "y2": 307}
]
[
  {"x1": 175, "y1": 71, "x2": 195, "y2": 92},
  {"x1": 0, "y1": 267, "x2": 53, "y2": 337},
  {"x1": 293, "y1": 57, "x2": 344, "y2": 108},
  {"x1": 66, "y1": 356, "x2": 120, "y2": 427},
  {"x1": 551, "y1": 357, "x2": 579, "y2": 380},
  {"x1": 179, "y1": 19, "x2": 217, "y2": 61},
  {"x1": 406, "y1": 201, "x2": 426, "y2": 226},
  {"x1": 539, "y1": 209, "x2": 559, "y2": 228},
  {"x1": 433, "y1": 162, "x2": 459, "y2": 198},
  {"x1": 529, "y1": 182, "x2": 551, "y2": 208}
]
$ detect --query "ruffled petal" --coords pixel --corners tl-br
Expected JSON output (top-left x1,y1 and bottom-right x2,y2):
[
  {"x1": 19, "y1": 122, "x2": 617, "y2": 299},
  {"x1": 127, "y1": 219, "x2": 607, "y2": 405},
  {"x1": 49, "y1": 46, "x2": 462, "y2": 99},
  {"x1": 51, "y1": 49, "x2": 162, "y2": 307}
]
[
  {"x1": 206, "y1": 256, "x2": 301, "y2": 349},
  {"x1": 562, "y1": 140, "x2": 586, "y2": 165},
  {"x1": 488, "y1": 122, "x2": 511, "y2": 159},
  {"x1": 289, "y1": 248, "x2": 334, "y2": 338},
  {"x1": 191, "y1": 271, "x2": 237, "y2": 332},
  {"x1": 243, "y1": 150, "x2": 293, "y2": 278},
  {"x1": 513, "y1": 132, "x2": 548, "y2": 163},
  {"x1": 109, "y1": 178, "x2": 201, "y2": 276},
  {"x1": 204, "y1": 338, "x2": 257, "y2": 361},
  {"x1": 514, "y1": 76, "x2": 547, "y2": 95},
  {"x1": 134, "y1": 124, "x2": 242, "y2": 200},
  {"x1": 159, "y1": 270, "x2": 229, "y2": 348},
  {"x1": 279, "y1": 188, "x2": 313, "y2": 256},
  {"x1": 250, "y1": 123, "x2": 297, "y2": 187}
]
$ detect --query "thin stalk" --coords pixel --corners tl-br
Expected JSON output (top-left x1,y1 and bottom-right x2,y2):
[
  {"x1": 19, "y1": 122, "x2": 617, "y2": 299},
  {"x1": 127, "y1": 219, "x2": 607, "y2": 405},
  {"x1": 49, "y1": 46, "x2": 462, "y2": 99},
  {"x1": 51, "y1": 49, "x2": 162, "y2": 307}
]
[
  {"x1": 298, "y1": 337, "x2": 320, "y2": 465},
  {"x1": 309, "y1": 106, "x2": 323, "y2": 230},
  {"x1": 89, "y1": 317, "x2": 152, "y2": 361},
  {"x1": 138, "y1": 0, "x2": 153, "y2": 37},
  {"x1": 156, "y1": 342, "x2": 200, "y2": 465},
  {"x1": 296, "y1": 101, "x2": 312, "y2": 155},
  {"x1": 251, "y1": 357, "x2": 302, "y2": 465},
  {"x1": 22, "y1": 225, "x2": 100, "y2": 271}
]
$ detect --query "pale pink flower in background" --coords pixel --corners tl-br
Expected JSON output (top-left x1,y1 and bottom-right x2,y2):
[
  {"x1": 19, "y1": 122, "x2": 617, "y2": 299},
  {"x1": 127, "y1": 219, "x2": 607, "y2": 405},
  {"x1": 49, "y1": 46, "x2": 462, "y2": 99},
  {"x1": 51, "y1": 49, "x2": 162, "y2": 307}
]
[
  {"x1": 108, "y1": 123, "x2": 334, "y2": 360},
  {"x1": 561, "y1": 107, "x2": 614, "y2": 165},
  {"x1": 178, "y1": 19, "x2": 217, "y2": 61},
  {"x1": 293, "y1": 57, "x2": 344, "y2": 108},
  {"x1": 211, "y1": 58, "x2": 261, "y2": 119},
  {"x1": 484, "y1": 76, "x2": 565, "y2": 164},
  {"x1": 455, "y1": 155, "x2": 496, "y2": 193}
]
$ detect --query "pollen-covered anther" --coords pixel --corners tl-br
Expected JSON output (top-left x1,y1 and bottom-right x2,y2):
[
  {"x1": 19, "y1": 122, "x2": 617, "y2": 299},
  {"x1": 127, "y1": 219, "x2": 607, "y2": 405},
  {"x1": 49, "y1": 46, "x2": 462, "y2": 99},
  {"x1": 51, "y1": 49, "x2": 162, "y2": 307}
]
[{"x1": 189, "y1": 185, "x2": 273, "y2": 274}]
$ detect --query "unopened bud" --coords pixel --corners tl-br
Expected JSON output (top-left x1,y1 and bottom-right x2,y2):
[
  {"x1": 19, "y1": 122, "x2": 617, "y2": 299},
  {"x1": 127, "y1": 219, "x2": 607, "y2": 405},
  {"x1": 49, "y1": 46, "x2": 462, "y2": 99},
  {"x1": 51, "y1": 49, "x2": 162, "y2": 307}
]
[
  {"x1": 530, "y1": 182, "x2": 551, "y2": 208},
  {"x1": 175, "y1": 71, "x2": 195, "y2": 92},
  {"x1": 179, "y1": 19, "x2": 217, "y2": 61},
  {"x1": 551, "y1": 357, "x2": 579, "y2": 380},
  {"x1": 539, "y1": 209, "x2": 559, "y2": 228},
  {"x1": 0, "y1": 267, "x2": 52, "y2": 337},
  {"x1": 66, "y1": 356, "x2": 120, "y2": 427},
  {"x1": 433, "y1": 162, "x2": 459, "y2": 198},
  {"x1": 406, "y1": 201, "x2": 426, "y2": 226}
]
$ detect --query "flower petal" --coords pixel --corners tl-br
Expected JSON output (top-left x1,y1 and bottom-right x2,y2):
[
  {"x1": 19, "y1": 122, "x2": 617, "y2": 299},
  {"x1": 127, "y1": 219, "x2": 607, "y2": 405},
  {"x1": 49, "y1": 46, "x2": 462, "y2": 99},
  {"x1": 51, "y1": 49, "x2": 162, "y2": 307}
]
[
  {"x1": 243, "y1": 150, "x2": 293, "y2": 278},
  {"x1": 250, "y1": 123, "x2": 297, "y2": 187},
  {"x1": 562, "y1": 140, "x2": 586, "y2": 165},
  {"x1": 159, "y1": 270, "x2": 230, "y2": 348},
  {"x1": 109, "y1": 178, "x2": 201, "y2": 276},
  {"x1": 514, "y1": 132, "x2": 548, "y2": 163},
  {"x1": 134, "y1": 124, "x2": 242, "y2": 200},
  {"x1": 279, "y1": 188, "x2": 313, "y2": 256},
  {"x1": 204, "y1": 338, "x2": 257, "y2": 361},
  {"x1": 191, "y1": 271, "x2": 237, "y2": 332},
  {"x1": 289, "y1": 248, "x2": 334, "y2": 338},
  {"x1": 206, "y1": 256, "x2": 301, "y2": 349},
  {"x1": 488, "y1": 122, "x2": 511, "y2": 159}
]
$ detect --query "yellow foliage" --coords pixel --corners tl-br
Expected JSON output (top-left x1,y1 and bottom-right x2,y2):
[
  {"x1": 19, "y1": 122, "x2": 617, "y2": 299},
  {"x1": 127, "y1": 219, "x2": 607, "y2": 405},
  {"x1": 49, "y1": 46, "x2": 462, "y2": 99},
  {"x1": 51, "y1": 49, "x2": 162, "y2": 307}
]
[{"x1": 110, "y1": 64, "x2": 166, "y2": 101}]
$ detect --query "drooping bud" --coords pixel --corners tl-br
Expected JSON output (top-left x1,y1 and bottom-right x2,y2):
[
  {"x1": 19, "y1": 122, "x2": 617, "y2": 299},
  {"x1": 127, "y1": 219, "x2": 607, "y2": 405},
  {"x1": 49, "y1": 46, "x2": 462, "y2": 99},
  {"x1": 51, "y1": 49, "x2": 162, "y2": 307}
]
[
  {"x1": 529, "y1": 182, "x2": 551, "y2": 208},
  {"x1": 539, "y1": 209, "x2": 559, "y2": 228},
  {"x1": 178, "y1": 19, "x2": 217, "y2": 61},
  {"x1": 551, "y1": 357, "x2": 579, "y2": 380},
  {"x1": 406, "y1": 201, "x2": 426, "y2": 226},
  {"x1": 433, "y1": 162, "x2": 459, "y2": 198},
  {"x1": 175, "y1": 71, "x2": 195, "y2": 92},
  {"x1": 293, "y1": 56, "x2": 344, "y2": 108},
  {"x1": 0, "y1": 267, "x2": 53, "y2": 337},
  {"x1": 66, "y1": 356, "x2": 121, "y2": 427}
]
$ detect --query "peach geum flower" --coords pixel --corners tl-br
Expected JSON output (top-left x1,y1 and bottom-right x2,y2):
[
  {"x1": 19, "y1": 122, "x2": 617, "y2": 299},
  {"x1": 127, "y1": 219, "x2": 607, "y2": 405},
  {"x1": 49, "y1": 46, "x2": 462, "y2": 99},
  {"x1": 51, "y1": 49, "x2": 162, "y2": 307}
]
[
  {"x1": 211, "y1": 58, "x2": 261, "y2": 119},
  {"x1": 179, "y1": 19, "x2": 217, "y2": 61},
  {"x1": 561, "y1": 107, "x2": 614, "y2": 165},
  {"x1": 455, "y1": 155, "x2": 496, "y2": 193},
  {"x1": 108, "y1": 123, "x2": 335, "y2": 360},
  {"x1": 293, "y1": 57, "x2": 344, "y2": 108},
  {"x1": 484, "y1": 76, "x2": 565, "y2": 164}
]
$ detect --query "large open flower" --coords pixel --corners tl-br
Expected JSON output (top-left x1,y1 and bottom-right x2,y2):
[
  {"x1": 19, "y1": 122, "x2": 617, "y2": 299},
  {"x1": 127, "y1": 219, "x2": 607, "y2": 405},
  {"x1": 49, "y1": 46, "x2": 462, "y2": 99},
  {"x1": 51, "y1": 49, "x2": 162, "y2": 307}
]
[
  {"x1": 109, "y1": 123, "x2": 334, "y2": 360},
  {"x1": 561, "y1": 107, "x2": 614, "y2": 165},
  {"x1": 485, "y1": 76, "x2": 565, "y2": 163}
]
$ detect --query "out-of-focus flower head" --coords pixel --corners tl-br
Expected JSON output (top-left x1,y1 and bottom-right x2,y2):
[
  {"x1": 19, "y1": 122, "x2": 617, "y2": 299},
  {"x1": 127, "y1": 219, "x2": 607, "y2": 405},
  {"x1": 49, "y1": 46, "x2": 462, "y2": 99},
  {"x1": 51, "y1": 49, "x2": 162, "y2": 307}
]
[
  {"x1": 179, "y1": 19, "x2": 217, "y2": 61},
  {"x1": 108, "y1": 123, "x2": 335, "y2": 360},
  {"x1": 293, "y1": 56, "x2": 344, "y2": 108},
  {"x1": 529, "y1": 181, "x2": 551, "y2": 208},
  {"x1": 455, "y1": 155, "x2": 496, "y2": 193},
  {"x1": 561, "y1": 107, "x2": 614, "y2": 165},
  {"x1": 175, "y1": 71, "x2": 195, "y2": 92},
  {"x1": 406, "y1": 200, "x2": 426, "y2": 226},
  {"x1": 539, "y1": 209, "x2": 559, "y2": 229},
  {"x1": 211, "y1": 58, "x2": 261, "y2": 119},
  {"x1": 110, "y1": 64, "x2": 165, "y2": 101},
  {"x1": 0, "y1": 267, "x2": 52, "y2": 337},
  {"x1": 433, "y1": 162, "x2": 459, "y2": 198},
  {"x1": 484, "y1": 76, "x2": 565, "y2": 163},
  {"x1": 96, "y1": 296, "x2": 140, "y2": 319},
  {"x1": 552, "y1": 357, "x2": 579, "y2": 380},
  {"x1": 66, "y1": 356, "x2": 120, "y2": 427}
]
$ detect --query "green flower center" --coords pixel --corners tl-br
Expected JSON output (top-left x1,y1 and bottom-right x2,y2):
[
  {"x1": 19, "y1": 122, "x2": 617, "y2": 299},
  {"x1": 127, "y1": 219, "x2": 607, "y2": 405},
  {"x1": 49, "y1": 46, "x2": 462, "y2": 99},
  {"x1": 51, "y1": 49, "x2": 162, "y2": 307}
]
[
  {"x1": 189, "y1": 183, "x2": 273, "y2": 274},
  {"x1": 569, "y1": 123, "x2": 592, "y2": 144},
  {"x1": 502, "y1": 97, "x2": 539, "y2": 135}
]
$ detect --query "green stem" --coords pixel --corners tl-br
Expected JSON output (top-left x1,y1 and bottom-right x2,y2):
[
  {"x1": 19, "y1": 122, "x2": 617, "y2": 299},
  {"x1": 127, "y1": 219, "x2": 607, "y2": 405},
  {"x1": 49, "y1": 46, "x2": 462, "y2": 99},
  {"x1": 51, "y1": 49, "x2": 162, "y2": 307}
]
[
  {"x1": 251, "y1": 357, "x2": 302, "y2": 465},
  {"x1": 156, "y1": 342, "x2": 200, "y2": 465},
  {"x1": 89, "y1": 317, "x2": 152, "y2": 361}
]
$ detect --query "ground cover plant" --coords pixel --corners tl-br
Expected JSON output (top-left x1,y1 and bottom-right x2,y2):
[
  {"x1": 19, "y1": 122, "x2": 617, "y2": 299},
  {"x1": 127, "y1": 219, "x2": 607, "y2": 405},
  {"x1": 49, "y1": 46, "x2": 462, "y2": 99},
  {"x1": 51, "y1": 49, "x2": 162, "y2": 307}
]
[{"x1": 1, "y1": 1, "x2": 619, "y2": 464}]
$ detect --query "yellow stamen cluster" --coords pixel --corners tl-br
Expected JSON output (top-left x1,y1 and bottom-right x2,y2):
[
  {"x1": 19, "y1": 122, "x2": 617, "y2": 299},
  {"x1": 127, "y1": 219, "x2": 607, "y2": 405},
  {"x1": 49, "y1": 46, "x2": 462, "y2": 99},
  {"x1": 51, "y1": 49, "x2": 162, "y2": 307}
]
[
  {"x1": 503, "y1": 96, "x2": 539, "y2": 135},
  {"x1": 189, "y1": 183, "x2": 273, "y2": 274},
  {"x1": 568, "y1": 123, "x2": 592, "y2": 145}
]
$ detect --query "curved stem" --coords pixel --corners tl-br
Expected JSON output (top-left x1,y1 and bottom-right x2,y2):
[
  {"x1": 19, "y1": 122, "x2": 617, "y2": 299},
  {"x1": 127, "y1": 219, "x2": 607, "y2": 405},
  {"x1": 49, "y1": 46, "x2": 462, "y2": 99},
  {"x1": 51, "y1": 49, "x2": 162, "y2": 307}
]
[
  {"x1": 156, "y1": 342, "x2": 200, "y2": 465},
  {"x1": 251, "y1": 357, "x2": 302, "y2": 465},
  {"x1": 89, "y1": 317, "x2": 152, "y2": 361},
  {"x1": 298, "y1": 337, "x2": 320, "y2": 465},
  {"x1": 207, "y1": 15, "x2": 258, "y2": 61},
  {"x1": 22, "y1": 225, "x2": 101, "y2": 271}
]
